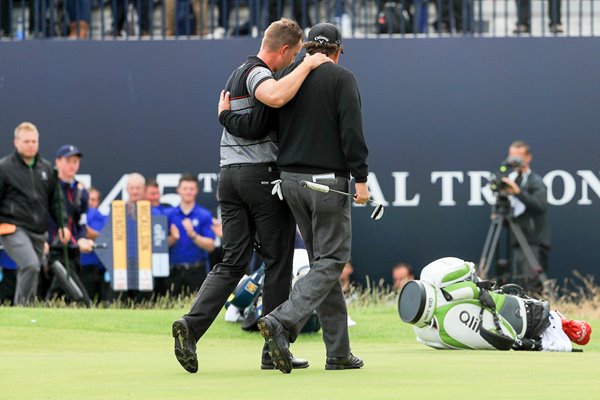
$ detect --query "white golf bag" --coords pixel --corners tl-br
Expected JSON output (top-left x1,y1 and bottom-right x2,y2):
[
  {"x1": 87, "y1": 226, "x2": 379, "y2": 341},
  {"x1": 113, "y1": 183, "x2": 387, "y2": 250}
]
[{"x1": 398, "y1": 257, "x2": 573, "y2": 352}]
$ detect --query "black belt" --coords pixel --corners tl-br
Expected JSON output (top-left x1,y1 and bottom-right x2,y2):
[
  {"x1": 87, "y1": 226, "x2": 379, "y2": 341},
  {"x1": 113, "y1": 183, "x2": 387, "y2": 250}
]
[
  {"x1": 221, "y1": 162, "x2": 277, "y2": 169},
  {"x1": 171, "y1": 262, "x2": 205, "y2": 271}
]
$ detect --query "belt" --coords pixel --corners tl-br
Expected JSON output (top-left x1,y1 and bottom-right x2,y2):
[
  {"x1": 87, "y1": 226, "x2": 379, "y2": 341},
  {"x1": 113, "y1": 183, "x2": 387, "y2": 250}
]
[
  {"x1": 171, "y1": 262, "x2": 205, "y2": 271},
  {"x1": 221, "y1": 162, "x2": 277, "y2": 169}
]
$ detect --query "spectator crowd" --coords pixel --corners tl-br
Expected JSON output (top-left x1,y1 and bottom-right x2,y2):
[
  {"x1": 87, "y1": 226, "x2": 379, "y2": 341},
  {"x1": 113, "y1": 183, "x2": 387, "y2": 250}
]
[{"x1": 0, "y1": 0, "x2": 568, "y2": 39}]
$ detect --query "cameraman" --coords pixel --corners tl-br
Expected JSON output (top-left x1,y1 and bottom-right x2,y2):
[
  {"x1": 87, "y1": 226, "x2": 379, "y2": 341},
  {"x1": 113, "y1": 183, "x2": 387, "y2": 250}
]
[{"x1": 500, "y1": 141, "x2": 550, "y2": 291}]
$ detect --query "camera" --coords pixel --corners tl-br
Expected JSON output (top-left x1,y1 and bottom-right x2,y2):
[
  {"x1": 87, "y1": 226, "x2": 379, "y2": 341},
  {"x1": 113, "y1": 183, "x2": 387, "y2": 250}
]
[{"x1": 489, "y1": 156, "x2": 523, "y2": 194}]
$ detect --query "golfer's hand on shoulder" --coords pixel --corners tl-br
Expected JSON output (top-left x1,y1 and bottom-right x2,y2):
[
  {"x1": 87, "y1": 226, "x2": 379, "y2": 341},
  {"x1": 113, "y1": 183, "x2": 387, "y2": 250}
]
[
  {"x1": 303, "y1": 53, "x2": 332, "y2": 70},
  {"x1": 218, "y1": 90, "x2": 231, "y2": 116},
  {"x1": 354, "y1": 182, "x2": 370, "y2": 205}
]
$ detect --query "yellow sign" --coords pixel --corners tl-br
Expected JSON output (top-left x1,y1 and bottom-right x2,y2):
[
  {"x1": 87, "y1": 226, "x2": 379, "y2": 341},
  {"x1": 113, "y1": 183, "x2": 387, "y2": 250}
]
[
  {"x1": 111, "y1": 200, "x2": 127, "y2": 290},
  {"x1": 136, "y1": 200, "x2": 153, "y2": 291}
]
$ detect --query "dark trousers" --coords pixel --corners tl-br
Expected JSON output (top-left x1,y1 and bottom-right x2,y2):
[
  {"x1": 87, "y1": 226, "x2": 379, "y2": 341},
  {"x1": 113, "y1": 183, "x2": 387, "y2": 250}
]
[
  {"x1": 1, "y1": 0, "x2": 10, "y2": 36},
  {"x1": 111, "y1": 0, "x2": 151, "y2": 35},
  {"x1": 183, "y1": 164, "x2": 295, "y2": 342},
  {"x1": 512, "y1": 244, "x2": 549, "y2": 293},
  {"x1": 156, "y1": 263, "x2": 207, "y2": 297},
  {"x1": 267, "y1": 0, "x2": 312, "y2": 29},
  {"x1": 271, "y1": 172, "x2": 352, "y2": 358},
  {"x1": 516, "y1": 0, "x2": 561, "y2": 27},
  {"x1": 0, "y1": 268, "x2": 17, "y2": 305},
  {"x1": 79, "y1": 266, "x2": 114, "y2": 303},
  {"x1": 435, "y1": 0, "x2": 472, "y2": 33}
]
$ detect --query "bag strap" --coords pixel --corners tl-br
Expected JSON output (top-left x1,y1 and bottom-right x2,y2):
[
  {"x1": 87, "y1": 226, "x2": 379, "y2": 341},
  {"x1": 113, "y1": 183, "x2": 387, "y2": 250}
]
[{"x1": 477, "y1": 288, "x2": 516, "y2": 350}]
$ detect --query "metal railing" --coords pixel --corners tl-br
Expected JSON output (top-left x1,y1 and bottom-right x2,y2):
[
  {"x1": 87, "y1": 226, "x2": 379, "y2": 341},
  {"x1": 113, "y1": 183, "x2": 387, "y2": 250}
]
[{"x1": 0, "y1": 0, "x2": 598, "y2": 40}]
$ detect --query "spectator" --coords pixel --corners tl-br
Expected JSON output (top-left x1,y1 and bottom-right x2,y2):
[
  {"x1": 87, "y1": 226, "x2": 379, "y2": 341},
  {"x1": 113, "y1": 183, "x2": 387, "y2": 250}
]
[
  {"x1": 514, "y1": 0, "x2": 562, "y2": 34},
  {"x1": 0, "y1": 122, "x2": 71, "y2": 305},
  {"x1": 268, "y1": 0, "x2": 312, "y2": 30},
  {"x1": 88, "y1": 187, "x2": 102, "y2": 209},
  {"x1": 392, "y1": 262, "x2": 414, "y2": 291},
  {"x1": 164, "y1": 174, "x2": 215, "y2": 296},
  {"x1": 44, "y1": 145, "x2": 94, "y2": 302},
  {"x1": 145, "y1": 177, "x2": 172, "y2": 216},
  {"x1": 66, "y1": 0, "x2": 91, "y2": 38},
  {"x1": 340, "y1": 261, "x2": 354, "y2": 298},
  {"x1": 80, "y1": 187, "x2": 112, "y2": 304},
  {"x1": 340, "y1": 260, "x2": 357, "y2": 327},
  {"x1": 500, "y1": 140, "x2": 550, "y2": 292},
  {"x1": 120, "y1": 172, "x2": 153, "y2": 303},
  {"x1": 109, "y1": 0, "x2": 151, "y2": 37},
  {"x1": 1, "y1": 1, "x2": 10, "y2": 37},
  {"x1": 165, "y1": 0, "x2": 207, "y2": 36},
  {"x1": 434, "y1": 0, "x2": 469, "y2": 33}
]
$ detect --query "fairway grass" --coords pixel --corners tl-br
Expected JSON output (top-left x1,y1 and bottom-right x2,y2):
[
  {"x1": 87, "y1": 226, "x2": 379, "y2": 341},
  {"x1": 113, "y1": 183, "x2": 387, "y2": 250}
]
[{"x1": 1, "y1": 306, "x2": 598, "y2": 400}]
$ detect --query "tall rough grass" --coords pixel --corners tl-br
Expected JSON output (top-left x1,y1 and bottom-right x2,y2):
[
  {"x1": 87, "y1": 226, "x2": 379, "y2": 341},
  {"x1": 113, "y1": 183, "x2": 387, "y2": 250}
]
[{"x1": 4, "y1": 273, "x2": 598, "y2": 321}]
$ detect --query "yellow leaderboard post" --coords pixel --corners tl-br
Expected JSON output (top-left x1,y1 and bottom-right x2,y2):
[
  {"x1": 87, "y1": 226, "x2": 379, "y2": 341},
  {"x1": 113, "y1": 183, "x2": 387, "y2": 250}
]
[
  {"x1": 111, "y1": 200, "x2": 128, "y2": 290},
  {"x1": 137, "y1": 200, "x2": 153, "y2": 291}
]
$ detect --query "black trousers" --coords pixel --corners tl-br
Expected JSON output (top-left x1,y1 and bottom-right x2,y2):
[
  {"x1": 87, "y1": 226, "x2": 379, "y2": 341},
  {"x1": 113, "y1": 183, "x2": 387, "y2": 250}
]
[
  {"x1": 183, "y1": 164, "x2": 295, "y2": 342},
  {"x1": 0, "y1": 268, "x2": 17, "y2": 305},
  {"x1": 512, "y1": 243, "x2": 549, "y2": 293},
  {"x1": 111, "y1": 0, "x2": 151, "y2": 35},
  {"x1": 267, "y1": 0, "x2": 312, "y2": 29},
  {"x1": 516, "y1": 0, "x2": 561, "y2": 27},
  {"x1": 155, "y1": 263, "x2": 207, "y2": 297},
  {"x1": 79, "y1": 265, "x2": 114, "y2": 304}
]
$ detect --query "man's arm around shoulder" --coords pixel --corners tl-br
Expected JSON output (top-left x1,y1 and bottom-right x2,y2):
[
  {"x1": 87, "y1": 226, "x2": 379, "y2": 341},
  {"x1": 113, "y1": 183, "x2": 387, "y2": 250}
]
[{"x1": 254, "y1": 53, "x2": 331, "y2": 108}]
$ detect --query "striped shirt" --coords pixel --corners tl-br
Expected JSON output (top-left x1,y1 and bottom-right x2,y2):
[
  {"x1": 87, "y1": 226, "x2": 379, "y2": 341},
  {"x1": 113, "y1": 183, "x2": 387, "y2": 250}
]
[{"x1": 220, "y1": 56, "x2": 278, "y2": 166}]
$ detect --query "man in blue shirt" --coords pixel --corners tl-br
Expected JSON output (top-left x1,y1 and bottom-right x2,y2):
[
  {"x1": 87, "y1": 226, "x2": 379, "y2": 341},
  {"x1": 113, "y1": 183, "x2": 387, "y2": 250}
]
[
  {"x1": 165, "y1": 174, "x2": 216, "y2": 296},
  {"x1": 145, "y1": 177, "x2": 173, "y2": 216}
]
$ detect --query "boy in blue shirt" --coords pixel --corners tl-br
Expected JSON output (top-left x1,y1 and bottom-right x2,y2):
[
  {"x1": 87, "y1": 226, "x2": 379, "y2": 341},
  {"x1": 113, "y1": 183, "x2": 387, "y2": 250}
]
[{"x1": 165, "y1": 174, "x2": 215, "y2": 296}]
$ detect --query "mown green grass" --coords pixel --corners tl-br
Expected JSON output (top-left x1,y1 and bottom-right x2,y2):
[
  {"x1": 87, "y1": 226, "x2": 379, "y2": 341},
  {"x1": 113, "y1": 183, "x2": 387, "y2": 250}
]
[{"x1": 1, "y1": 305, "x2": 598, "y2": 400}]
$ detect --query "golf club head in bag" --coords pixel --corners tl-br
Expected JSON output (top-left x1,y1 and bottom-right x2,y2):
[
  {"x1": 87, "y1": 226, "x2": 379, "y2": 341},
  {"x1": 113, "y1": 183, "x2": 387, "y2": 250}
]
[
  {"x1": 49, "y1": 260, "x2": 92, "y2": 307},
  {"x1": 300, "y1": 180, "x2": 384, "y2": 220}
]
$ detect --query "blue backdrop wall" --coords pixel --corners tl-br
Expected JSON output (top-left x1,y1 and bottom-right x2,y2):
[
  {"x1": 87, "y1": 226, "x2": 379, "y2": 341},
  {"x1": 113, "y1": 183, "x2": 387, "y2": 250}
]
[{"x1": 1, "y1": 38, "x2": 599, "y2": 286}]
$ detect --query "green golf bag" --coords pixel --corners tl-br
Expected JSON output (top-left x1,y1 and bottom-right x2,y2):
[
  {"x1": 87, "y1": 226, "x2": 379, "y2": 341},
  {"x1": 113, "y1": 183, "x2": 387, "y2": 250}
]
[{"x1": 399, "y1": 257, "x2": 551, "y2": 351}]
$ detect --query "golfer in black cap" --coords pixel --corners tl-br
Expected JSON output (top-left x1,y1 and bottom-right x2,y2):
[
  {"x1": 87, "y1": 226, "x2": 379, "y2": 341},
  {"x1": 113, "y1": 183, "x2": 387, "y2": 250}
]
[{"x1": 253, "y1": 22, "x2": 370, "y2": 374}]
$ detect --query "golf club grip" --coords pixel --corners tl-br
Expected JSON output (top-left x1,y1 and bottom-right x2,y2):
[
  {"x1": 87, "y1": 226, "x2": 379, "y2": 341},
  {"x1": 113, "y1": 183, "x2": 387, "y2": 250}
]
[{"x1": 300, "y1": 180, "x2": 330, "y2": 193}]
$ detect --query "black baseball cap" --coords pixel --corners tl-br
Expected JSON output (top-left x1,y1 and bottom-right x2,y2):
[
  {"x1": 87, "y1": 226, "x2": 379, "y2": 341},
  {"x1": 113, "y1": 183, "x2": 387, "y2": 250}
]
[
  {"x1": 56, "y1": 144, "x2": 83, "y2": 158},
  {"x1": 306, "y1": 23, "x2": 342, "y2": 47}
]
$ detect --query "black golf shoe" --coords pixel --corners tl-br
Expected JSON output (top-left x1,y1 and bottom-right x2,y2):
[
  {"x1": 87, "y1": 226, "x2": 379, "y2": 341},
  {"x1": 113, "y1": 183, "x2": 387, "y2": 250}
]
[
  {"x1": 325, "y1": 353, "x2": 364, "y2": 370},
  {"x1": 261, "y1": 343, "x2": 309, "y2": 370},
  {"x1": 172, "y1": 318, "x2": 198, "y2": 373},
  {"x1": 257, "y1": 315, "x2": 293, "y2": 374}
]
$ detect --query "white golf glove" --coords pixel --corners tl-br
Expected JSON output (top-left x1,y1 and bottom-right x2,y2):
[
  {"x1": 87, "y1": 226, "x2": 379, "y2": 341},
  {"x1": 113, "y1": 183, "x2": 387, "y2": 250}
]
[{"x1": 271, "y1": 179, "x2": 283, "y2": 201}]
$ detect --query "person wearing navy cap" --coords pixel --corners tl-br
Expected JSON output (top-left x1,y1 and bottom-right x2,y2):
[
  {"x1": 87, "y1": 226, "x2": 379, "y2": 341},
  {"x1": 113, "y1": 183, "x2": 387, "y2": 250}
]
[
  {"x1": 0, "y1": 122, "x2": 71, "y2": 305},
  {"x1": 43, "y1": 143, "x2": 95, "y2": 301}
]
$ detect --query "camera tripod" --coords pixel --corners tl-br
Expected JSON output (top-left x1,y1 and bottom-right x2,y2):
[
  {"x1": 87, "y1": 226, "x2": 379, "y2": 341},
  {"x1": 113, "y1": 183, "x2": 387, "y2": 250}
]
[{"x1": 478, "y1": 195, "x2": 548, "y2": 288}]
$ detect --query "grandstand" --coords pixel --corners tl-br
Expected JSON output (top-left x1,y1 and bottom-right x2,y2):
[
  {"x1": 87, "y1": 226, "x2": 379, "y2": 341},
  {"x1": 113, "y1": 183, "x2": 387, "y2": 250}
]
[{"x1": 1, "y1": 0, "x2": 599, "y2": 39}]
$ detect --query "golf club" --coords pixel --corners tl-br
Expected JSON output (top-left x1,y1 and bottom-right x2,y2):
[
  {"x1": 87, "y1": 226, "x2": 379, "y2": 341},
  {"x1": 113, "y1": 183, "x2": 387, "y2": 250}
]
[{"x1": 300, "y1": 180, "x2": 384, "y2": 220}]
